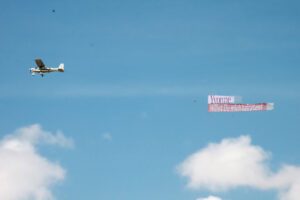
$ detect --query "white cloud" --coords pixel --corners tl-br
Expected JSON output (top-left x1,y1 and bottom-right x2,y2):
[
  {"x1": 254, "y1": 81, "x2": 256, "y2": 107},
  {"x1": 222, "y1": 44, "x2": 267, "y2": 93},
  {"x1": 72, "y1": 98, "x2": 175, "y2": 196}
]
[
  {"x1": 0, "y1": 124, "x2": 73, "y2": 200},
  {"x1": 10, "y1": 124, "x2": 74, "y2": 148},
  {"x1": 102, "y1": 132, "x2": 112, "y2": 140},
  {"x1": 177, "y1": 135, "x2": 300, "y2": 200},
  {"x1": 196, "y1": 195, "x2": 222, "y2": 200}
]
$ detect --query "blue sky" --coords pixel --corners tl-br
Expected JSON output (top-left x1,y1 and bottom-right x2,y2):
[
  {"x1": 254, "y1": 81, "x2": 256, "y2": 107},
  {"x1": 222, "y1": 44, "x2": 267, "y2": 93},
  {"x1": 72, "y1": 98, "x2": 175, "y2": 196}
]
[{"x1": 0, "y1": 0, "x2": 300, "y2": 200}]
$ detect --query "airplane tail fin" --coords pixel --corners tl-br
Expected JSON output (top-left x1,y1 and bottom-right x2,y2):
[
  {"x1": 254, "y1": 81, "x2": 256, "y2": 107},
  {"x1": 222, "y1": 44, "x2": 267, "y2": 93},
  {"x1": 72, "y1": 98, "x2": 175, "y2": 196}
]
[{"x1": 58, "y1": 63, "x2": 64, "y2": 72}]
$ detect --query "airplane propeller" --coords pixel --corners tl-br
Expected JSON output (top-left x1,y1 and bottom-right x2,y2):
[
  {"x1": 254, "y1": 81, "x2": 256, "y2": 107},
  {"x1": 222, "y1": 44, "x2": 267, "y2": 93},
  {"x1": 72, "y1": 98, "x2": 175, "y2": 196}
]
[{"x1": 29, "y1": 68, "x2": 36, "y2": 76}]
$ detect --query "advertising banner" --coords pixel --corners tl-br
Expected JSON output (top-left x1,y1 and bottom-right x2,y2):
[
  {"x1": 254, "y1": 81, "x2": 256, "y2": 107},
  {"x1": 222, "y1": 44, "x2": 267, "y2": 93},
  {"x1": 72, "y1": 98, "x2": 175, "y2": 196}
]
[
  {"x1": 208, "y1": 95, "x2": 242, "y2": 104},
  {"x1": 208, "y1": 103, "x2": 274, "y2": 112}
]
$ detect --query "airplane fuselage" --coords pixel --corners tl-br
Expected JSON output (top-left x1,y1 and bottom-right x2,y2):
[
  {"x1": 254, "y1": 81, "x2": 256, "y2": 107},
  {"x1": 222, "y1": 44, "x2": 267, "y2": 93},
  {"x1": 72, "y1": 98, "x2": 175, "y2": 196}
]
[{"x1": 30, "y1": 67, "x2": 63, "y2": 73}]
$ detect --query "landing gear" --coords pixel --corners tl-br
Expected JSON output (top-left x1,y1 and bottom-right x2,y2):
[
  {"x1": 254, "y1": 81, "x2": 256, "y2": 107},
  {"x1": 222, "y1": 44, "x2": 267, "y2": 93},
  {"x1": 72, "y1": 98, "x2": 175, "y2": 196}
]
[
  {"x1": 31, "y1": 72, "x2": 36, "y2": 76},
  {"x1": 40, "y1": 74, "x2": 44, "y2": 77}
]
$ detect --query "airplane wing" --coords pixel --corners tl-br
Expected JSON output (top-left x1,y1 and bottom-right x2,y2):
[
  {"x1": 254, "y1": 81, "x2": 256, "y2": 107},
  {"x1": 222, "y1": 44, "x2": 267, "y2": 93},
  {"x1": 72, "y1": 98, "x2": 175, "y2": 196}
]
[{"x1": 35, "y1": 59, "x2": 46, "y2": 69}]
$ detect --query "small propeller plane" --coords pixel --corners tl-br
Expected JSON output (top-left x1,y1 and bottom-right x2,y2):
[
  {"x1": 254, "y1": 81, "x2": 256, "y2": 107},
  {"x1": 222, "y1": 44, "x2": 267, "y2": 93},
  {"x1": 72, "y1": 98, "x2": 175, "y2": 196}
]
[{"x1": 29, "y1": 59, "x2": 64, "y2": 77}]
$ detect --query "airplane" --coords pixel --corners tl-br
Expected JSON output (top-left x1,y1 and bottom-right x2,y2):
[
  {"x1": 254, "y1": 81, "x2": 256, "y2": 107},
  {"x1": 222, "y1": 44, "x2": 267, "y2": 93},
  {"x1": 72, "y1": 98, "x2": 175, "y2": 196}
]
[{"x1": 29, "y1": 59, "x2": 64, "y2": 77}]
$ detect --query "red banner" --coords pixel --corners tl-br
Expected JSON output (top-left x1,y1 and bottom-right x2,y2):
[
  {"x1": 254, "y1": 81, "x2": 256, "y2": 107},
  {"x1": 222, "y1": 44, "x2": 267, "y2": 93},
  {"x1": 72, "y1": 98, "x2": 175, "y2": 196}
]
[{"x1": 208, "y1": 103, "x2": 274, "y2": 112}]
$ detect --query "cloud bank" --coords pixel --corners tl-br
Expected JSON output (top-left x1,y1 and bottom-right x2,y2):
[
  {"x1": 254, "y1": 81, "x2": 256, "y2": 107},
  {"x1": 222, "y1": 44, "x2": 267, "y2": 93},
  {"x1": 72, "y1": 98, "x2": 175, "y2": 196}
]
[
  {"x1": 177, "y1": 135, "x2": 300, "y2": 200},
  {"x1": 196, "y1": 196, "x2": 222, "y2": 200},
  {"x1": 0, "y1": 124, "x2": 73, "y2": 200}
]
